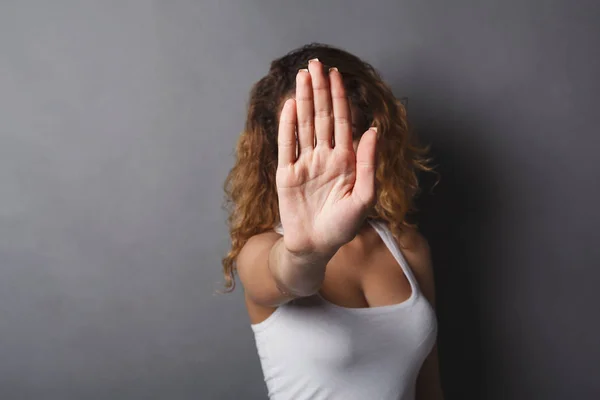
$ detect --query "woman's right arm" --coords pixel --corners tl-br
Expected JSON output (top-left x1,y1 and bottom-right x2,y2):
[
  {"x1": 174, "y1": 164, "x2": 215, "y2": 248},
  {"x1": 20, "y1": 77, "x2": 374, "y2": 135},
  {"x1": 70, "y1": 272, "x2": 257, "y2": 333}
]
[
  {"x1": 236, "y1": 232, "x2": 335, "y2": 307},
  {"x1": 237, "y1": 58, "x2": 377, "y2": 308}
]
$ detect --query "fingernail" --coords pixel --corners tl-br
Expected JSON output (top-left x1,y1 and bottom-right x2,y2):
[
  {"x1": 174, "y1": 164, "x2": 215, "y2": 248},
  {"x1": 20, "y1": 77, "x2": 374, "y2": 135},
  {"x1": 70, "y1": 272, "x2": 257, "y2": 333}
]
[
  {"x1": 329, "y1": 67, "x2": 338, "y2": 72},
  {"x1": 298, "y1": 68, "x2": 309, "y2": 73},
  {"x1": 308, "y1": 58, "x2": 319, "y2": 64},
  {"x1": 370, "y1": 127, "x2": 378, "y2": 132}
]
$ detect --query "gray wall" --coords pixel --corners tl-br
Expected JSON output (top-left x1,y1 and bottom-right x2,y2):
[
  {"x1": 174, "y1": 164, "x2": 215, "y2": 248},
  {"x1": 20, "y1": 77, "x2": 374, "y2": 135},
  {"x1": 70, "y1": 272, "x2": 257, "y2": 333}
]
[{"x1": 1, "y1": 1, "x2": 598, "y2": 399}]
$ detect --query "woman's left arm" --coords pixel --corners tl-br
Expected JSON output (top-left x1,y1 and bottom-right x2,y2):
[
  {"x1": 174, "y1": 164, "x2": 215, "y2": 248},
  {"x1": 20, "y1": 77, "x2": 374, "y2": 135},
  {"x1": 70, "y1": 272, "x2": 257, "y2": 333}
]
[
  {"x1": 416, "y1": 343, "x2": 444, "y2": 400},
  {"x1": 399, "y1": 230, "x2": 444, "y2": 400}
]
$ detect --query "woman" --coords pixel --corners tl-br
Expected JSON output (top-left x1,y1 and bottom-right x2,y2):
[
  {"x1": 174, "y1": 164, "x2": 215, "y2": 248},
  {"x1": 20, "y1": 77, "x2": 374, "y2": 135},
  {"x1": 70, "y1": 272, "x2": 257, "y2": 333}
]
[{"x1": 223, "y1": 43, "x2": 444, "y2": 400}]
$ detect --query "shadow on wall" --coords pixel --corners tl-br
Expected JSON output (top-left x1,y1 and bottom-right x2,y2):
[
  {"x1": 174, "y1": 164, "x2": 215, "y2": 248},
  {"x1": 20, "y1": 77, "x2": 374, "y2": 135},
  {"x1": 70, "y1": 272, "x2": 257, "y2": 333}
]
[{"x1": 411, "y1": 116, "x2": 501, "y2": 399}]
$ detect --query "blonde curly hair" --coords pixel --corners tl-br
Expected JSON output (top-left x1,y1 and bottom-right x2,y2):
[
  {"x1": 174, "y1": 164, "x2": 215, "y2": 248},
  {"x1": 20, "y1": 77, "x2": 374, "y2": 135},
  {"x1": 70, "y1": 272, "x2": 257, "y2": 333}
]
[{"x1": 222, "y1": 43, "x2": 434, "y2": 291}]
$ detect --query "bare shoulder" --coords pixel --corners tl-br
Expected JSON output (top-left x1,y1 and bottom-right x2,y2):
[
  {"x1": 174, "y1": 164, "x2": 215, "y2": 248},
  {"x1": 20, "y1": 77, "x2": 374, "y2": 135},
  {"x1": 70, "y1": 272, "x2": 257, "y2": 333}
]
[
  {"x1": 395, "y1": 225, "x2": 437, "y2": 306},
  {"x1": 237, "y1": 231, "x2": 281, "y2": 269},
  {"x1": 396, "y1": 225, "x2": 431, "y2": 268},
  {"x1": 236, "y1": 230, "x2": 281, "y2": 292}
]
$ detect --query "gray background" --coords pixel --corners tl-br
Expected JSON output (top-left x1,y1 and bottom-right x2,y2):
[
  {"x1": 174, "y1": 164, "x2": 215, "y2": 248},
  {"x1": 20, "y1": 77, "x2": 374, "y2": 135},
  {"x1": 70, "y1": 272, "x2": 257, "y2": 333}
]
[{"x1": 1, "y1": 1, "x2": 598, "y2": 399}]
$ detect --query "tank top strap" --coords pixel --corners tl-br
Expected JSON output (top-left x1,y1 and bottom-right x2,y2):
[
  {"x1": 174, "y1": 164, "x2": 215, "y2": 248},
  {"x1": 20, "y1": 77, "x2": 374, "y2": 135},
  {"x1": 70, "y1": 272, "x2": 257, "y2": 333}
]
[
  {"x1": 274, "y1": 222, "x2": 284, "y2": 235},
  {"x1": 366, "y1": 219, "x2": 421, "y2": 293}
]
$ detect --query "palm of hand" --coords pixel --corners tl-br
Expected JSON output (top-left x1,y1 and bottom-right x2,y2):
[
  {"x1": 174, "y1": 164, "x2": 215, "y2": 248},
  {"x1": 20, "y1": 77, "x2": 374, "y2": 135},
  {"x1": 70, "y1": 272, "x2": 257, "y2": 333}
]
[{"x1": 276, "y1": 60, "x2": 378, "y2": 256}]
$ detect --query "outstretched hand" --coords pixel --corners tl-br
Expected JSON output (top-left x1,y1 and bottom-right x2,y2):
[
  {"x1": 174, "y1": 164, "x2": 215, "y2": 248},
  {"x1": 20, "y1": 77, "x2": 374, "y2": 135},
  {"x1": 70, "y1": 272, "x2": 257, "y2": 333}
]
[{"x1": 276, "y1": 59, "x2": 378, "y2": 258}]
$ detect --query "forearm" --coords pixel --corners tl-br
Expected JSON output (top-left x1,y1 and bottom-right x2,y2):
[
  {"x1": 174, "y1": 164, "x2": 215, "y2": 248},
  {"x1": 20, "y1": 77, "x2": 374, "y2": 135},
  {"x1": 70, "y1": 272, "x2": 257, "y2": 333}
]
[{"x1": 267, "y1": 237, "x2": 333, "y2": 297}]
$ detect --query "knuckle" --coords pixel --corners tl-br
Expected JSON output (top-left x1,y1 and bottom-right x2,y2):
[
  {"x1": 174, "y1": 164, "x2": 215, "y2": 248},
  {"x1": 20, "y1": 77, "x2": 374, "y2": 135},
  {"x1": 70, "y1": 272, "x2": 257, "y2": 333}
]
[
  {"x1": 298, "y1": 120, "x2": 314, "y2": 128},
  {"x1": 331, "y1": 92, "x2": 347, "y2": 100},
  {"x1": 357, "y1": 160, "x2": 374, "y2": 169},
  {"x1": 334, "y1": 116, "x2": 350, "y2": 126},
  {"x1": 295, "y1": 94, "x2": 313, "y2": 102},
  {"x1": 315, "y1": 109, "x2": 333, "y2": 119},
  {"x1": 279, "y1": 118, "x2": 296, "y2": 126},
  {"x1": 278, "y1": 138, "x2": 296, "y2": 147}
]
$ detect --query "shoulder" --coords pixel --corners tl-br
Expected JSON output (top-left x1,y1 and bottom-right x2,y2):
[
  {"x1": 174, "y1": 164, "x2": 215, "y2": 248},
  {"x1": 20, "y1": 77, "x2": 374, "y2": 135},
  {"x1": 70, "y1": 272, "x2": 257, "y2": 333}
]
[
  {"x1": 395, "y1": 225, "x2": 437, "y2": 306},
  {"x1": 237, "y1": 230, "x2": 280, "y2": 262},
  {"x1": 236, "y1": 231, "x2": 281, "y2": 278},
  {"x1": 396, "y1": 225, "x2": 431, "y2": 266}
]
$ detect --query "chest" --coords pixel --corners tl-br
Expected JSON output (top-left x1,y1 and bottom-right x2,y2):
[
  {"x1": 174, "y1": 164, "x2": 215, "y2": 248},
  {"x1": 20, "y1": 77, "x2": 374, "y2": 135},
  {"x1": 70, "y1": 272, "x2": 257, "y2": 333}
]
[
  {"x1": 318, "y1": 241, "x2": 414, "y2": 310},
  {"x1": 254, "y1": 294, "x2": 437, "y2": 376}
]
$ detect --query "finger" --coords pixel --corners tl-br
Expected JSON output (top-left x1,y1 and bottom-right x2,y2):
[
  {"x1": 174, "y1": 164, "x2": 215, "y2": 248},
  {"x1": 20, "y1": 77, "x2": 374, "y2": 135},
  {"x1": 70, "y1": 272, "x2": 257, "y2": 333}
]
[
  {"x1": 277, "y1": 98, "x2": 297, "y2": 167},
  {"x1": 329, "y1": 67, "x2": 353, "y2": 151},
  {"x1": 353, "y1": 128, "x2": 378, "y2": 206},
  {"x1": 295, "y1": 69, "x2": 314, "y2": 154},
  {"x1": 308, "y1": 58, "x2": 333, "y2": 148}
]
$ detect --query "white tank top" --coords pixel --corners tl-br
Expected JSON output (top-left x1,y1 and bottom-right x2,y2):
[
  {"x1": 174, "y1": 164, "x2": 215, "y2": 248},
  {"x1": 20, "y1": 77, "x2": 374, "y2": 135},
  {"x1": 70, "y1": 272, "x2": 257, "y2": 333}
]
[{"x1": 250, "y1": 219, "x2": 438, "y2": 400}]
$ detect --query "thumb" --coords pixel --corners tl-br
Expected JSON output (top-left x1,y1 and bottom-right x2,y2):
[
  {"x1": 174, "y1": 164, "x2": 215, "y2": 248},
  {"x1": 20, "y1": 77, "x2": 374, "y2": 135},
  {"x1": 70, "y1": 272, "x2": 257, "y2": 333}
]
[{"x1": 352, "y1": 127, "x2": 378, "y2": 207}]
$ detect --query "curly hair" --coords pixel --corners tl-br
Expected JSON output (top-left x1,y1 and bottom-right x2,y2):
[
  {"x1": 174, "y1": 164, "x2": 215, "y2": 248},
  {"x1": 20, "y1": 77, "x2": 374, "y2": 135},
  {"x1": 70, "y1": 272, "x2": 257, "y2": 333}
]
[{"x1": 222, "y1": 43, "x2": 434, "y2": 292}]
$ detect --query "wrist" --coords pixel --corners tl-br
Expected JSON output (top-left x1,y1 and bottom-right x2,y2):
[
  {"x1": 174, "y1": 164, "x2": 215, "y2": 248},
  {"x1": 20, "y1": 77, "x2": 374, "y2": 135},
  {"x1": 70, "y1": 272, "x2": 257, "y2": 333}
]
[
  {"x1": 283, "y1": 241, "x2": 339, "y2": 266},
  {"x1": 269, "y1": 238, "x2": 328, "y2": 297}
]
